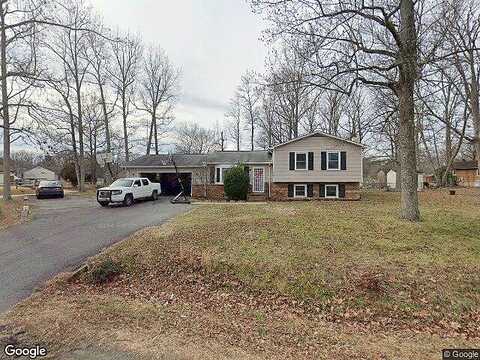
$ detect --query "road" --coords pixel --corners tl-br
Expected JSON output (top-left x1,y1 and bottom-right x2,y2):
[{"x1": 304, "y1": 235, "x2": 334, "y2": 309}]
[{"x1": 0, "y1": 196, "x2": 191, "y2": 312}]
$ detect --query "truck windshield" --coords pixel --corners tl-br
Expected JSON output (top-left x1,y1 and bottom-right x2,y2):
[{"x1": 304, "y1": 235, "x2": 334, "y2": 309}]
[{"x1": 111, "y1": 179, "x2": 133, "y2": 187}]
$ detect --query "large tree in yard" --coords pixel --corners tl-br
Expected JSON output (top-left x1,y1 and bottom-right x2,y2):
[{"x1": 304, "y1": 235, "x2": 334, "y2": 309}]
[{"x1": 251, "y1": 0, "x2": 444, "y2": 221}]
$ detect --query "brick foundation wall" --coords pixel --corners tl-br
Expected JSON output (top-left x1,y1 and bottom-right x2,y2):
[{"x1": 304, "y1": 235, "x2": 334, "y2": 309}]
[
  {"x1": 191, "y1": 184, "x2": 225, "y2": 200},
  {"x1": 271, "y1": 182, "x2": 361, "y2": 201}
]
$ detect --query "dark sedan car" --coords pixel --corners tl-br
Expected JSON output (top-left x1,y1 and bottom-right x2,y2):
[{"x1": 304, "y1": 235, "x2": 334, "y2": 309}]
[{"x1": 36, "y1": 181, "x2": 64, "y2": 199}]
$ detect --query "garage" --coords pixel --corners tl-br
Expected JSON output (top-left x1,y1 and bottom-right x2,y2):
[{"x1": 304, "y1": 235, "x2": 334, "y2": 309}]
[{"x1": 140, "y1": 172, "x2": 192, "y2": 196}]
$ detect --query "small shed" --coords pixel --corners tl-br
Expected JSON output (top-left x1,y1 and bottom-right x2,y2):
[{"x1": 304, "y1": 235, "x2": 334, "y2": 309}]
[
  {"x1": 386, "y1": 170, "x2": 424, "y2": 191},
  {"x1": 452, "y1": 160, "x2": 479, "y2": 187}
]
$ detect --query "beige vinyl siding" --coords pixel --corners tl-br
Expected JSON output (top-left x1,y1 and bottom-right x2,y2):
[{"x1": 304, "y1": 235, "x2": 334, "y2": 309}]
[{"x1": 272, "y1": 135, "x2": 362, "y2": 182}]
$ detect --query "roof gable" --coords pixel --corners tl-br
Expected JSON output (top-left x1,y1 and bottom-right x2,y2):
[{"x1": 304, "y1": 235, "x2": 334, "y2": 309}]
[{"x1": 272, "y1": 132, "x2": 364, "y2": 149}]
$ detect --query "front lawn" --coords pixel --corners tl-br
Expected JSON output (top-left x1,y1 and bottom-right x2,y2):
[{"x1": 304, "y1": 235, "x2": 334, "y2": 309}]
[{"x1": 1, "y1": 189, "x2": 479, "y2": 359}]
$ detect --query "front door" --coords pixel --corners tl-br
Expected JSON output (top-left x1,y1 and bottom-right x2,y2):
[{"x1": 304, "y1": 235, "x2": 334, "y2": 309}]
[{"x1": 253, "y1": 167, "x2": 265, "y2": 193}]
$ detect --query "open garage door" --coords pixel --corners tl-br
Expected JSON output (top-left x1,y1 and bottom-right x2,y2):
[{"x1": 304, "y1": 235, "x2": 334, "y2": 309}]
[{"x1": 140, "y1": 172, "x2": 191, "y2": 196}]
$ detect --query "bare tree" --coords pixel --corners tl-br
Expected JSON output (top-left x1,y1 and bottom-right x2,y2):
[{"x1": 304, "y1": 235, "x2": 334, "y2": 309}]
[
  {"x1": 110, "y1": 31, "x2": 142, "y2": 162},
  {"x1": 0, "y1": 0, "x2": 47, "y2": 199},
  {"x1": 40, "y1": 0, "x2": 94, "y2": 192},
  {"x1": 441, "y1": 0, "x2": 480, "y2": 171},
  {"x1": 85, "y1": 20, "x2": 116, "y2": 182},
  {"x1": 226, "y1": 94, "x2": 242, "y2": 151},
  {"x1": 251, "y1": 0, "x2": 453, "y2": 221},
  {"x1": 138, "y1": 45, "x2": 179, "y2": 155},
  {"x1": 174, "y1": 121, "x2": 218, "y2": 154},
  {"x1": 237, "y1": 70, "x2": 260, "y2": 151}
]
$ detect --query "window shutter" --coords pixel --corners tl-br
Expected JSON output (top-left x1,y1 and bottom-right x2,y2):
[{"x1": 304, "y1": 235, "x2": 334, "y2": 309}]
[
  {"x1": 216, "y1": 168, "x2": 221, "y2": 183},
  {"x1": 319, "y1": 184, "x2": 325, "y2": 198},
  {"x1": 308, "y1": 152, "x2": 314, "y2": 170},
  {"x1": 321, "y1": 152, "x2": 327, "y2": 170},
  {"x1": 339, "y1": 184, "x2": 346, "y2": 198},
  {"x1": 289, "y1": 152, "x2": 295, "y2": 170},
  {"x1": 307, "y1": 184, "x2": 313, "y2": 198},
  {"x1": 341, "y1": 151, "x2": 347, "y2": 170},
  {"x1": 288, "y1": 184, "x2": 294, "y2": 197},
  {"x1": 209, "y1": 167, "x2": 215, "y2": 184}
]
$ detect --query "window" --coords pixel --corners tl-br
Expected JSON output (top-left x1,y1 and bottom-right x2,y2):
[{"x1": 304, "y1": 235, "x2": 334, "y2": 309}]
[
  {"x1": 133, "y1": 180, "x2": 142, "y2": 187},
  {"x1": 111, "y1": 179, "x2": 133, "y2": 187},
  {"x1": 294, "y1": 184, "x2": 307, "y2": 198},
  {"x1": 142, "y1": 179, "x2": 149, "y2": 186},
  {"x1": 295, "y1": 152, "x2": 307, "y2": 170},
  {"x1": 325, "y1": 184, "x2": 338, "y2": 198},
  {"x1": 327, "y1": 151, "x2": 340, "y2": 170},
  {"x1": 215, "y1": 165, "x2": 232, "y2": 184}
]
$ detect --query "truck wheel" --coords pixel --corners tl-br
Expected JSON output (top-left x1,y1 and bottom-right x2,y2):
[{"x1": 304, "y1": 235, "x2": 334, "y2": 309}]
[
  {"x1": 98, "y1": 201, "x2": 109, "y2": 207},
  {"x1": 123, "y1": 194, "x2": 134, "y2": 207},
  {"x1": 151, "y1": 190, "x2": 158, "y2": 201}
]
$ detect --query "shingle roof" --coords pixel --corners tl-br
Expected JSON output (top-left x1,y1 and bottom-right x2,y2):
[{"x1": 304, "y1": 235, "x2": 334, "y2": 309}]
[
  {"x1": 125, "y1": 154, "x2": 207, "y2": 167},
  {"x1": 453, "y1": 160, "x2": 478, "y2": 170},
  {"x1": 206, "y1": 151, "x2": 271, "y2": 164},
  {"x1": 124, "y1": 151, "x2": 272, "y2": 168}
]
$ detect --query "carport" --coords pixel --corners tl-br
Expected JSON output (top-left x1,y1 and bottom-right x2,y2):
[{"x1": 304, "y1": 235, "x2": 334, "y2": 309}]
[
  {"x1": 141, "y1": 172, "x2": 192, "y2": 196},
  {"x1": 124, "y1": 154, "x2": 207, "y2": 198}
]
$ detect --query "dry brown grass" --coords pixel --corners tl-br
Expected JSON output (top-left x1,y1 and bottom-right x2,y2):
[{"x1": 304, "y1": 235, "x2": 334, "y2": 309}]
[
  {"x1": 0, "y1": 198, "x2": 24, "y2": 229},
  {"x1": 1, "y1": 189, "x2": 479, "y2": 359}
]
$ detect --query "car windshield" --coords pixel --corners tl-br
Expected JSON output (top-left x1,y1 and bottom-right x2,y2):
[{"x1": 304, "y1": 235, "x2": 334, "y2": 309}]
[
  {"x1": 38, "y1": 181, "x2": 61, "y2": 187},
  {"x1": 110, "y1": 179, "x2": 133, "y2": 187}
]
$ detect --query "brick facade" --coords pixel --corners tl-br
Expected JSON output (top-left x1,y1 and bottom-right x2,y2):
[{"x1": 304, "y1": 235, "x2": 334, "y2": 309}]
[
  {"x1": 192, "y1": 184, "x2": 225, "y2": 201},
  {"x1": 270, "y1": 182, "x2": 361, "y2": 201}
]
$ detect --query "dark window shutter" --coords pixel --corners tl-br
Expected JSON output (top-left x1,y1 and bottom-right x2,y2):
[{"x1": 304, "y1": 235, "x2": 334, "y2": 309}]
[
  {"x1": 288, "y1": 184, "x2": 294, "y2": 197},
  {"x1": 321, "y1": 152, "x2": 327, "y2": 170},
  {"x1": 308, "y1": 152, "x2": 314, "y2": 170},
  {"x1": 341, "y1": 151, "x2": 347, "y2": 170},
  {"x1": 209, "y1": 167, "x2": 215, "y2": 184},
  {"x1": 307, "y1": 184, "x2": 313, "y2": 197},
  {"x1": 319, "y1": 184, "x2": 325, "y2": 198},
  {"x1": 289, "y1": 152, "x2": 295, "y2": 170},
  {"x1": 339, "y1": 184, "x2": 346, "y2": 198},
  {"x1": 216, "y1": 168, "x2": 221, "y2": 183}
]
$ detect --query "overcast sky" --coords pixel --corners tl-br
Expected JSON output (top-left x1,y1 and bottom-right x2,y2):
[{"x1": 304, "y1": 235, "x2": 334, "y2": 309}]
[{"x1": 93, "y1": 0, "x2": 267, "y2": 130}]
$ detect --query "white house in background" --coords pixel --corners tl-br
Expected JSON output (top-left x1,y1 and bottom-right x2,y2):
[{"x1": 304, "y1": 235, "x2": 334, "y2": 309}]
[
  {"x1": 386, "y1": 169, "x2": 424, "y2": 191},
  {"x1": 23, "y1": 166, "x2": 59, "y2": 183}
]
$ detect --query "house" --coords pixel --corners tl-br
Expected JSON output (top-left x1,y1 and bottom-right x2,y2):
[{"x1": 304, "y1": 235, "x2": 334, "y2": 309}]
[
  {"x1": 23, "y1": 166, "x2": 59, "y2": 184},
  {"x1": 124, "y1": 132, "x2": 364, "y2": 201},
  {"x1": 386, "y1": 169, "x2": 424, "y2": 191},
  {"x1": 452, "y1": 160, "x2": 480, "y2": 187}
]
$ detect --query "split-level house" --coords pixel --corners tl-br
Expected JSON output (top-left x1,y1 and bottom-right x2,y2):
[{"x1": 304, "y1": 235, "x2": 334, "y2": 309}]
[{"x1": 124, "y1": 132, "x2": 364, "y2": 201}]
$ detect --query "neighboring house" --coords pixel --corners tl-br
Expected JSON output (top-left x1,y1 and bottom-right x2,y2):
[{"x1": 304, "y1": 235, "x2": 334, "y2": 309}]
[
  {"x1": 23, "y1": 166, "x2": 59, "y2": 183},
  {"x1": 386, "y1": 169, "x2": 424, "y2": 191},
  {"x1": 124, "y1": 132, "x2": 364, "y2": 201},
  {"x1": 452, "y1": 160, "x2": 480, "y2": 187}
]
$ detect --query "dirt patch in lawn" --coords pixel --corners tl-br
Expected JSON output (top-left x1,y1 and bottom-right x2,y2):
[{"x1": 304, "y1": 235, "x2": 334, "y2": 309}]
[{"x1": 1, "y1": 189, "x2": 479, "y2": 359}]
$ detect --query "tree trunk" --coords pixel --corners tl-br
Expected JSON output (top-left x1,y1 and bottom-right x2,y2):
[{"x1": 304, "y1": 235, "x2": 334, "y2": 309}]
[
  {"x1": 0, "y1": 5, "x2": 11, "y2": 201},
  {"x1": 74, "y1": 75, "x2": 85, "y2": 192},
  {"x1": 98, "y1": 82, "x2": 113, "y2": 183},
  {"x1": 250, "y1": 114, "x2": 254, "y2": 151},
  {"x1": 153, "y1": 109, "x2": 159, "y2": 155},
  {"x1": 146, "y1": 116, "x2": 154, "y2": 155},
  {"x1": 468, "y1": 52, "x2": 480, "y2": 173},
  {"x1": 398, "y1": 0, "x2": 420, "y2": 221}
]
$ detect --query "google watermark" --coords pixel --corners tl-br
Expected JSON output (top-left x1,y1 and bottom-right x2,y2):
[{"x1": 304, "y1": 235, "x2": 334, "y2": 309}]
[
  {"x1": 3, "y1": 344, "x2": 47, "y2": 359},
  {"x1": 443, "y1": 349, "x2": 480, "y2": 360}
]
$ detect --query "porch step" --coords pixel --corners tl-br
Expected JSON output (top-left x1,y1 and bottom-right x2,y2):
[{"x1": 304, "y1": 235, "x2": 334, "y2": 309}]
[{"x1": 247, "y1": 193, "x2": 267, "y2": 202}]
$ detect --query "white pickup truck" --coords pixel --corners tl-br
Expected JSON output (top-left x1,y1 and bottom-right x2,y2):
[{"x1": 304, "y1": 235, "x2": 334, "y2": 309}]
[{"x1": 97, "y1": 177, "x2": 161, "y2": 207}]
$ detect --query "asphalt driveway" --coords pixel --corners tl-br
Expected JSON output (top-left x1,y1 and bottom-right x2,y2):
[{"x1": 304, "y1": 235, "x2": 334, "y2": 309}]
[{"x1": 0, "y1": 196, "x2": 191, "y2": 312}]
